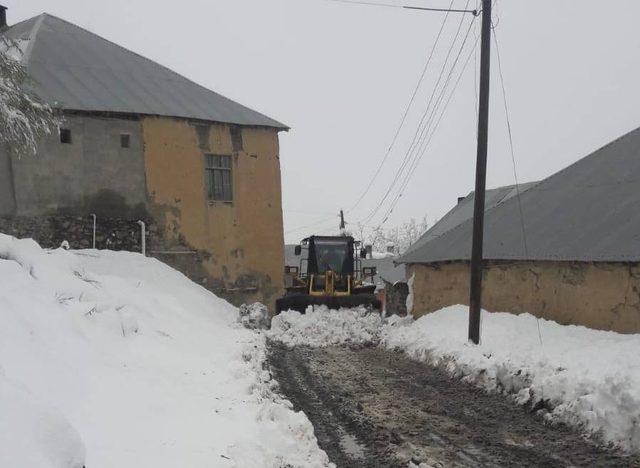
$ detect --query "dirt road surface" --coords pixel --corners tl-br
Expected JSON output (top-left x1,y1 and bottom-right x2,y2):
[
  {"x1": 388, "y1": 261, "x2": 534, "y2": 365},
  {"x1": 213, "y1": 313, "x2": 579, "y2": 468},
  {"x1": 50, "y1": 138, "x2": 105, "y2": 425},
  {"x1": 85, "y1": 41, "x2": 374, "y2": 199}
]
[{"x1": 268, "y1": 343, "x2": 640, "y2": 467}]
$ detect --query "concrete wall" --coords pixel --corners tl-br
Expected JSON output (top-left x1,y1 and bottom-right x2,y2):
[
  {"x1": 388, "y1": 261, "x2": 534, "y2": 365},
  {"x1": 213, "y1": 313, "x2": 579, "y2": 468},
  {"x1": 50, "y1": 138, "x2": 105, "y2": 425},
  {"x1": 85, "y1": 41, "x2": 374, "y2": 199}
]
[
  {"x1": 407, "y1": 261, "x2": 640, "y2": 334},
  {"x1": 6, "y1": 114, "x2": 147, "y2": 217},
  {"x1": 141, "y1": 117, "x2": 285, "y2": 309}
]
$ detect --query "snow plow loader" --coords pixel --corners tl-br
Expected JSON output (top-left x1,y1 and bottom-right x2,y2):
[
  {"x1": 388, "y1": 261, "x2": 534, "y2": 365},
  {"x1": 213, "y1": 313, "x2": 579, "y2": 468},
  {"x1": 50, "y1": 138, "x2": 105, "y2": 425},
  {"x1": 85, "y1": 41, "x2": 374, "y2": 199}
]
[{"x1": 276, "y1": 235, "x2": 381, "y2": 314}]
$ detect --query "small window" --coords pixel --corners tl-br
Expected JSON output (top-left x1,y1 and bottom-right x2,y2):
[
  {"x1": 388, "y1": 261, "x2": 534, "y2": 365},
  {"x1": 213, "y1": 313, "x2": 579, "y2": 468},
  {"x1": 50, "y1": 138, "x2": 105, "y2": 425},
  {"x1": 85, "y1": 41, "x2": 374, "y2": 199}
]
[
  {"x1": 204, "y1": 154, "x2": 232, "y2": 202},
  {"x1": 120, "y1": 133, "x2": 130, "y2": 148},
  {"x1": 59, "y1": 128, "x2": 72, "y2": 144}
]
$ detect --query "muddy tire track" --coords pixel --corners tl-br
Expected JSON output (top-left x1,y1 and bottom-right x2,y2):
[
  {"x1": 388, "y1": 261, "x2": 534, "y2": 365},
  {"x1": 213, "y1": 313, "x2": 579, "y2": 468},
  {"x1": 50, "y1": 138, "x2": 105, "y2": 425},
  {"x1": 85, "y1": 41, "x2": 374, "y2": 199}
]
[{"x1": 268, "y1": 343, "x2": 640, "y2": 467}]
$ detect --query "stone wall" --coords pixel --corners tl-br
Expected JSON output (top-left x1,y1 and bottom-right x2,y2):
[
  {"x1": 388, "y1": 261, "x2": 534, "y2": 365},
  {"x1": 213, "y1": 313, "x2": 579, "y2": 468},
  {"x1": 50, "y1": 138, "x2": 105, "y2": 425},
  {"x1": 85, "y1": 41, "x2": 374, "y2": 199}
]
[
  {"x1": 0, "y1": 215, "x2": 212, "y2": 291},
  {"x1": 407, "y1": 261, "x2": 640, "y2": 334},
  {"x1": 0, "y1": 215, "x2": 152, "y2": 251}
]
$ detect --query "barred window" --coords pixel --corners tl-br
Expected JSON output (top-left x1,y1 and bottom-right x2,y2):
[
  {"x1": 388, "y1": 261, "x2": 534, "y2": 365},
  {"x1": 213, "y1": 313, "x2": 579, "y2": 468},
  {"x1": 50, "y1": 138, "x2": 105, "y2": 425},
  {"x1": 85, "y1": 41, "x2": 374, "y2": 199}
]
[{"x1": 205, "y1": 154, "x2": 232, "y2": 201}]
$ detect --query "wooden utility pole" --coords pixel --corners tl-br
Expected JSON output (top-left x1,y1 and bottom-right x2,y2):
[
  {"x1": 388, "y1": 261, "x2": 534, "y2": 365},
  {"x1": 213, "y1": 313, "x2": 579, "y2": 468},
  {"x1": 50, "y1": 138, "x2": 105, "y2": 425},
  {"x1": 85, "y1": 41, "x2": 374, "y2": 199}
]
[{"x1": 468, "y1": 0, "x2": 492, "y2": 345}]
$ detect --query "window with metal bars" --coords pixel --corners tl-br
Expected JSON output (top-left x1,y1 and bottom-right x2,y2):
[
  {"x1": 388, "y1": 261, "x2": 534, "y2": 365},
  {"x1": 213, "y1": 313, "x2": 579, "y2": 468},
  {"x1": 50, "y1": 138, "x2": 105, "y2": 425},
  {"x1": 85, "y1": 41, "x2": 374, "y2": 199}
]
[{"x1": 204, "y1": 154, "x2": 232, "y2": 201}]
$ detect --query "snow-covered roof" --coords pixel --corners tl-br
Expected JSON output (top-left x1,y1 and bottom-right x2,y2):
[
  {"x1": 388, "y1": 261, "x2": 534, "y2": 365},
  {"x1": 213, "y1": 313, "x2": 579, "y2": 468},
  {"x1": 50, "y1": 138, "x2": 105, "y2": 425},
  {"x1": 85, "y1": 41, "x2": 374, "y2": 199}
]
[
  {"x1": 400, "y1": 126, "x2": 640, "y2": 264},
  {"x1": 2, "y1": 13, "x2": 287, "y2": 130}
]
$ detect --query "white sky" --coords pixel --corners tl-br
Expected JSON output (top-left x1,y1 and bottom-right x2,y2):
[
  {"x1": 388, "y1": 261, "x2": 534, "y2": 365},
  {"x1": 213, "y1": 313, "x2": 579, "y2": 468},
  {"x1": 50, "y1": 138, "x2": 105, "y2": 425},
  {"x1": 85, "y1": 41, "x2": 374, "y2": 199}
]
[{"x1": 10, "y1": 0, "x2": 640, "y2": 243}]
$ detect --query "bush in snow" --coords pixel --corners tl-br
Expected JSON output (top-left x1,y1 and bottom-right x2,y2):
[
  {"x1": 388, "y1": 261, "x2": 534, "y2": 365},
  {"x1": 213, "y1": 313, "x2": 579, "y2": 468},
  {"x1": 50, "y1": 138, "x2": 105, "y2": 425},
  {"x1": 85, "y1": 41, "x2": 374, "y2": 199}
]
[
  {"x1": 0, "y1": 37, "x2": 57, "y2": 157},
  {"x1": 238, "y1": 302, "x2": 271, "y2": 330}
]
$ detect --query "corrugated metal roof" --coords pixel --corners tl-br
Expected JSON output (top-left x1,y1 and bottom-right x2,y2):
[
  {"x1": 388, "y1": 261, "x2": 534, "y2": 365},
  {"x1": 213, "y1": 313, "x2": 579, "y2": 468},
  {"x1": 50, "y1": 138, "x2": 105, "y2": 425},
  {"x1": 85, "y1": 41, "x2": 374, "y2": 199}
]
[
  {"x1": 400, "y1": 126, "x2": 640, "y2": 264},
  {"x1": 3, "y1": 14, "x2": 288, "y2": 129},
  {"x1": 402, "y1": 181, "x2": 538, "y2": 259}
]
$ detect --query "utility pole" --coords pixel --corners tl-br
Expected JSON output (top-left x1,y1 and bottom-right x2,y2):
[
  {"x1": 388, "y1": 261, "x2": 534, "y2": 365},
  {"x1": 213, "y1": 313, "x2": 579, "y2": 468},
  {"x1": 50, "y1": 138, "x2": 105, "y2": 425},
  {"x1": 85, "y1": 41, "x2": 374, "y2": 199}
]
[
  {"x1": 468, "y1": 0, "x2": 492, "y2": 345},
  {"x1": 339, "y1": 209, "x2": 346, "y2": 234}
]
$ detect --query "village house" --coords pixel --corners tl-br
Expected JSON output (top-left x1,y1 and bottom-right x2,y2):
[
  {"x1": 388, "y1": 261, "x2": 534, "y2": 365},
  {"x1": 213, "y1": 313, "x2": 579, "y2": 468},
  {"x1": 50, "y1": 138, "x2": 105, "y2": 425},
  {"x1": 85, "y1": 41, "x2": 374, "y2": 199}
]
[
  {"x1": 0, "y1": 11, "x2": 288, "y2": 308},
  {"x1": 400, "y1": 127, "x2": 640, "y2": 334}
]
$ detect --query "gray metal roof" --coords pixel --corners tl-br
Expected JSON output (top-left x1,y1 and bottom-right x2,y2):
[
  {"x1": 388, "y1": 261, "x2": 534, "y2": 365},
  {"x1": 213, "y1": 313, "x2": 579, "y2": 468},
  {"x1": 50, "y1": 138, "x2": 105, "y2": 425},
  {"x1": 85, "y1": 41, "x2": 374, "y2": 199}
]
[
  {"x1": 402, "y1": 181, "x2": 538, "y2": 259},
  {"x1": 3, "y1": 14, "x2": 287, "y2": 129},
  {"x1": 400, "y1": 126, "x2": 640, "y2": 264}
]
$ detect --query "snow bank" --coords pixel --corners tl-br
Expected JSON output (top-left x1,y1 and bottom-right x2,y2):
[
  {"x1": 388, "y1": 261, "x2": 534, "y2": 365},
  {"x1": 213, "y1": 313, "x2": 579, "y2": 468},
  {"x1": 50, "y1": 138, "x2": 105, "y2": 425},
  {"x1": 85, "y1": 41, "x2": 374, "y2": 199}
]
[
  {"x1": 0, "y1": 234, "x2": 330, "y2": 467},
  {"x1": 0, "y1": 373, "x2": 85, "y2": 467},
  {"x1": 381, "y1": 305, "x2": 640, "y2": 452},
  {"x1": 269, "y1": 306, "x2": 383, "y2": 347}
]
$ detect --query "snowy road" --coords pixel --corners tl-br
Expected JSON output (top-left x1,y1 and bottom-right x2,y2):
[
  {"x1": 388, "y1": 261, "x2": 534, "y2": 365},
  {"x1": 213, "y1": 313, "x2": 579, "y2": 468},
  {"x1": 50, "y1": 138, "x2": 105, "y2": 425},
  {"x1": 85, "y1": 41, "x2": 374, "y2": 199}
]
[{"x1": 268, "y1": 343, "x2": 640, "y2": 467}]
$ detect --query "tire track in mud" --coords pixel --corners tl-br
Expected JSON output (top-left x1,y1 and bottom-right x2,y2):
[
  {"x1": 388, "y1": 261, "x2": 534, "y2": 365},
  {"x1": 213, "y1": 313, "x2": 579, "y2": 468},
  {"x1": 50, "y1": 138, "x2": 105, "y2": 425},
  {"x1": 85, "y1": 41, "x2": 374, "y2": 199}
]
[{"x1": 267, "y1": 343, "x2": 640, "y2": 467}]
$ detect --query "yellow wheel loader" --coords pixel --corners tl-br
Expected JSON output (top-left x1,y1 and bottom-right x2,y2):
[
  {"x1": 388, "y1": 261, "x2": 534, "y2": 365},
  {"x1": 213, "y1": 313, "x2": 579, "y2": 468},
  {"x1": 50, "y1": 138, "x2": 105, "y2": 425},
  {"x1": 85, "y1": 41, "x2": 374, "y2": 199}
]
[{"x1": 277, "y1": 235, "x2": 381, "y2": 314}]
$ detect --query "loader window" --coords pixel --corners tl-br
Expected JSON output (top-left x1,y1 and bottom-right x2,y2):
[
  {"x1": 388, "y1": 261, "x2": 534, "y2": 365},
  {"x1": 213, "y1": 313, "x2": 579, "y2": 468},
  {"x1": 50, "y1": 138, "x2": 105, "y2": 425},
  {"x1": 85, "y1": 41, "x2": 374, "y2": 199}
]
[
  {"x1": 314, "y1": 241, "x2": 349, "y2": 274},
  {"x1": 205, "y1": 154, "x2": 232, "y2": 201}
]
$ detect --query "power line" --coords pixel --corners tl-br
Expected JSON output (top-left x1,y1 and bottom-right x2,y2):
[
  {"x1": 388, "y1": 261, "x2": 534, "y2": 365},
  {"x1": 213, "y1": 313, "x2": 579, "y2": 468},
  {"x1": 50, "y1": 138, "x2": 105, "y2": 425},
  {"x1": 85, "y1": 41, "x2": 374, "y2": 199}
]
[
  {"x1": 326, "y1": 0, "x2": 478, "y2": 14},
  {"x1": 375, "y1": 26, "x2": 480, "y2": 226},
  {"x1": 403, "y1": 5, "x2": 478, "y2": 15},
  {"x1": 359, "y1": 2, "x2": 472, "y2": 226},
  {"x1": 360, "y1": 4, "x2": 475, "y2": 226},
  {"x1": 348, "y1": 0, "x2": 455, "y2": 212},
  {"x1": 284, "y1": 214, "x2": 337, "y2": 235},
  {"x1": 492, "y1": 17, "x2": 543, "y2": 347}
]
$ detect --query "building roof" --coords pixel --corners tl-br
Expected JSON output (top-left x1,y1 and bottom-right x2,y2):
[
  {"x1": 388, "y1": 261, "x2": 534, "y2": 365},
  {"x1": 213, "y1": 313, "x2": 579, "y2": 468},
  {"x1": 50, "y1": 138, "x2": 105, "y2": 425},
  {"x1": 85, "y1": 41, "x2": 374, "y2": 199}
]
[
  {"x1": 402, "y1": 181, "x2": 538, "y2": 259},
  {"x1": 400, "y1": 126, "x2": 640, "y2": 264},
  {"x1": 3, "y1": 13, "x2": 287, "y2": 130}
]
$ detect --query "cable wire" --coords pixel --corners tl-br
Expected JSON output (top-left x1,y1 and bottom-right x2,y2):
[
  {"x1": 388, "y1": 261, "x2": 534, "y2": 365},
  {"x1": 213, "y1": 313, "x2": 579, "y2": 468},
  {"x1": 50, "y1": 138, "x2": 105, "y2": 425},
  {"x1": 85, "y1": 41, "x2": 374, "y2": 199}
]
[
  {"x1": 348, "y1": 0, "x2": 455, "y2": 212},
  {"x1": 492, "y1": 18, "x2": 543, "y2": 347},
  {"x1": 361, "y1": 6, "x2": 476, "y2": 226},
  {"x1": 359, "y1": 1, "x2": 473, "y2": 226},
  {"x1": 376, "y1": 27, "x2": 480, "y2": 226}
]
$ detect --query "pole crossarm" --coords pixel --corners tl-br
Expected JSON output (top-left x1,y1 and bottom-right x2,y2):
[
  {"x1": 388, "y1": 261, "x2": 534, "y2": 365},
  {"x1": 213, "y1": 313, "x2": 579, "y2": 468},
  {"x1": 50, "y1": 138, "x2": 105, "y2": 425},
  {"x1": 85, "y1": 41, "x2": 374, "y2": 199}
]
[{"x1": 403, "y1": 6, "x2": 479, "y2": 15}]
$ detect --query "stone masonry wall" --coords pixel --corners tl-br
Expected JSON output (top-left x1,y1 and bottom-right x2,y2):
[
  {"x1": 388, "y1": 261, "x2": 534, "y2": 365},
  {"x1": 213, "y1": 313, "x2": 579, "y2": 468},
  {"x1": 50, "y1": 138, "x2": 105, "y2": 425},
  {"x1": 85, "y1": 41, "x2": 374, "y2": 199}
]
[
  {"x1": 0, "y1": 215, "x2": 212, "y2": 291},
  {"x1": 0, "y1": 215, "x2": 154, "y2": 251}
]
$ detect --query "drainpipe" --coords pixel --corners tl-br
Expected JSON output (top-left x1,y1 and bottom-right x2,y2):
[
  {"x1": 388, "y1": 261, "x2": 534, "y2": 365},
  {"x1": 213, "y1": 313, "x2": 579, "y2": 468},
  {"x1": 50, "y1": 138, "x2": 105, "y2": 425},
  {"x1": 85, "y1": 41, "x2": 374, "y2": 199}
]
[
  {"x1": 90, "y1": 214, "x2": 97, "y2": 249},
  {"x1": 137, "y1": 220, "x2": 146, "y2": 256}
]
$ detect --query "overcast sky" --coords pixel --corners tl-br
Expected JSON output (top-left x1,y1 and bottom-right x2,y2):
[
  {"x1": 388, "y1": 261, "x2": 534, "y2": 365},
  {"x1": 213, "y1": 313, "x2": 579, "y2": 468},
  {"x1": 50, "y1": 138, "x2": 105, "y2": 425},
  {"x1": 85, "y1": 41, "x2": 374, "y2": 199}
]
[{"x1": 10, "y1": 0, "x2": 640, "y2": 242}]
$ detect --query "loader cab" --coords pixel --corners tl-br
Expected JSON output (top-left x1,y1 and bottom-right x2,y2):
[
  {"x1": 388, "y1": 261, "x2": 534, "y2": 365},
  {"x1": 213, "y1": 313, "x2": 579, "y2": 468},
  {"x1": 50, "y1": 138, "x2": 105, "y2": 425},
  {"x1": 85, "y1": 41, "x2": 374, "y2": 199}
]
[
  {"x1": 307, "y1": 236, "x2": 354, "y2": 275},
  {"x1": 294, "y1": 235, "x2": 366, "y2": 276}
]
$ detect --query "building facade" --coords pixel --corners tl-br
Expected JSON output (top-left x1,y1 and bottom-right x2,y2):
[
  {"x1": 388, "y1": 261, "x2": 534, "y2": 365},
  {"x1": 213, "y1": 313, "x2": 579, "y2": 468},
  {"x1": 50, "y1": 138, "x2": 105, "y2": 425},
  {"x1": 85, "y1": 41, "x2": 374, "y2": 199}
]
[
  {"x1": 400, "y1": 128, "x2": 640, "y2": 334},
  {"x1": 0, "y1": 13, "x2": 288, "y2": 308}
]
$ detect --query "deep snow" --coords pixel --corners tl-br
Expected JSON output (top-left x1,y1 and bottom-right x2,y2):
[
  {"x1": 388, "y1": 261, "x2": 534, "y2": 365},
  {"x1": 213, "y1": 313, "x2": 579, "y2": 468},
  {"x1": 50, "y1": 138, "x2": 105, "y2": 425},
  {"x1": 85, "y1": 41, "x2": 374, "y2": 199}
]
[
  {"x1": 0, "y1": 234, "x2": 331, "y2": 467},
  {"x1": 270, "y1": 305, "x2": 640, "y2": 453}
]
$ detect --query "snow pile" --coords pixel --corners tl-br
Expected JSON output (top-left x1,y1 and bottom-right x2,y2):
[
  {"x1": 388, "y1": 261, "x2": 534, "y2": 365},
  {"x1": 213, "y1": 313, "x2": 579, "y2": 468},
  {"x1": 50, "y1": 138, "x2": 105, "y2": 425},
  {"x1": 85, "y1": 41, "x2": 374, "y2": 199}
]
[
  {"x1": 0, "y1": 373, "x2": 85, "y2": 467},
  {"x1": 0, "y1": 234, "x2": 330, "y2": 467},
  {"x1": 269, "y1": 306, "x2": 383, "y2": 347},
  {"x1": 381, "y1": 305, "x2": 640, "y2": 452},
  {"x1": 238, "y1": 302, "x2": 271, "y2": 330}
]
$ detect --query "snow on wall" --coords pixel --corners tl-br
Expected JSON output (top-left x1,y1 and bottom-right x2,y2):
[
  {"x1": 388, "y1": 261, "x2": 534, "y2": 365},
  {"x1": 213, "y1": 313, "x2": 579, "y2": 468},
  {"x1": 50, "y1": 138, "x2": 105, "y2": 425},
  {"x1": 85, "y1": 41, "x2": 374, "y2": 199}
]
[{"x1": 0, "y1": 234, "x2": 331, "y2": 467}]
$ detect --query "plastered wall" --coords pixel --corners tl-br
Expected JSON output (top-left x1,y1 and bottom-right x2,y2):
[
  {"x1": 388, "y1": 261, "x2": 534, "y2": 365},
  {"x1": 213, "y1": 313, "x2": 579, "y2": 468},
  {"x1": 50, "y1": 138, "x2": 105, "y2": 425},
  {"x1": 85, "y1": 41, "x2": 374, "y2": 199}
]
[
  {"x1": 407, "y1": 261, "x2": 640, "y2": 333},
  {"x1": 4, "y1": 114, "x2": 147, "y2": 217},
  {"x1": 141, "y1": 117, "x2": 285, "y2": 309}
]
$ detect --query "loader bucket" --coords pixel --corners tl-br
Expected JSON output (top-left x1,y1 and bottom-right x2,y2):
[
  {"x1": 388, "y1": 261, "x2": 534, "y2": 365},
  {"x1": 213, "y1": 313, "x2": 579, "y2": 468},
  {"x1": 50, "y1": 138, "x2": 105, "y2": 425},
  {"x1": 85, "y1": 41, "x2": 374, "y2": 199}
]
[{"x1": 275, "y1": 293, "x2": 381, "y2": 315}]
